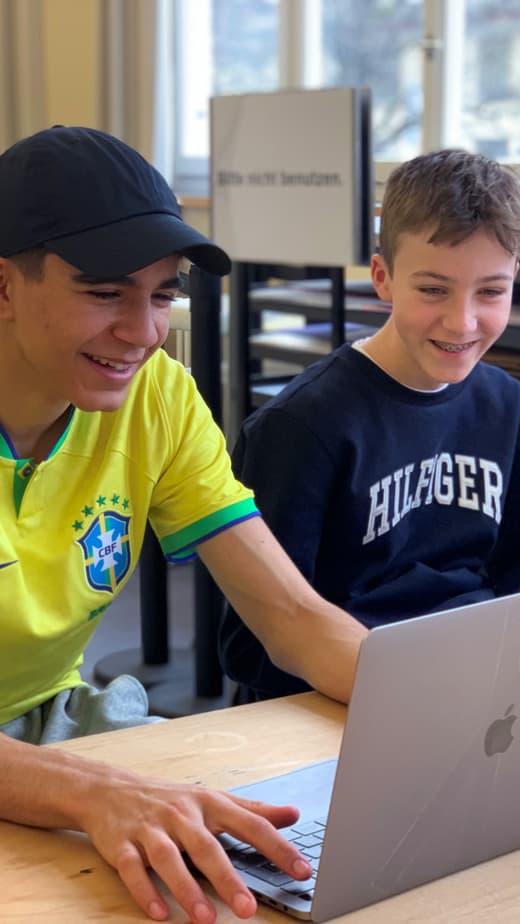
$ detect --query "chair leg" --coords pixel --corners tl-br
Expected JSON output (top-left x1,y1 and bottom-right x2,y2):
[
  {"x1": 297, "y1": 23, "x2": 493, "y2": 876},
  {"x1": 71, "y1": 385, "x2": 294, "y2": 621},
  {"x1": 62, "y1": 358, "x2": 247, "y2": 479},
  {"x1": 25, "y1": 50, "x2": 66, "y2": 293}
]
[
  {"x1": 140, "y1": 523, "x2": 169, "y2": 664},
  {"x1": 194, "y1": 559, "x2": 224, "y2": 698}
]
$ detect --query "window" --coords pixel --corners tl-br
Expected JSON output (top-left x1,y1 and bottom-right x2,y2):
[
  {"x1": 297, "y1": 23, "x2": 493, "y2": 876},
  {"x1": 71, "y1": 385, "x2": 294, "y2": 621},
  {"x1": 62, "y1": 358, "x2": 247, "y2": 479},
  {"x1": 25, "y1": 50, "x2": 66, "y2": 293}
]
[
  {"x1": 460, "y1": 0, "x2": 520, "y2": 159},
  {"x1": 320, "y1": 0, "x2": 423, "y2": 160},
  {"x1": 174, "y1": 0, "x2": 278, "y2": 194},
  {"x1": 173, "y1": 0, "x2": 520, "y2": 196}
]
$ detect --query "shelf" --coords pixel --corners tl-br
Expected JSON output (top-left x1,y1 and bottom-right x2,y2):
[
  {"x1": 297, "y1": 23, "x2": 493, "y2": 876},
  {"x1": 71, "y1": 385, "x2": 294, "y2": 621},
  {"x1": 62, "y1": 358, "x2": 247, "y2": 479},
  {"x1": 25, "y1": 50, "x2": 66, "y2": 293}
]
[
  {"x1": 250, "y1": 321, "x2": 380, "y2": 366},
  {"x1": 249, "y1": 279, "x2": 391, "y2": 328}
]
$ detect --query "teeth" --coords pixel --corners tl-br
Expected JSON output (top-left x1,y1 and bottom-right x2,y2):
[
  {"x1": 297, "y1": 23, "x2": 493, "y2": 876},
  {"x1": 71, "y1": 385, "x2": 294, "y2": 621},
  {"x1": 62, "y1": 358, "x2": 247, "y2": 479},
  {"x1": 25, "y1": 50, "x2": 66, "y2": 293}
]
[
  {"x1": 434, "y1": 341, "x2": 472, "y2": 353},
  {"x1": 89, "y1": 354, "x2": 129, "y2": 370}
]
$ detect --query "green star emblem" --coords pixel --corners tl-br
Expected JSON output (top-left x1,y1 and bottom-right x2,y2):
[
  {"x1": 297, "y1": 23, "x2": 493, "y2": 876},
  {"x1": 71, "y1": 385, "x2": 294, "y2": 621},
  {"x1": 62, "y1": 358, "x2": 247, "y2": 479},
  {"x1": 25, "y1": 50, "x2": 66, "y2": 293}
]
[
  {"x1": 96, "y1": 495, "x2": 106, "y2": 507},
  {"x1": 82, "y1": 505, "x2": 93, "y2": 516},
  {"x1": 72, "y1": 519, "x2": 84, "y2": 531}
]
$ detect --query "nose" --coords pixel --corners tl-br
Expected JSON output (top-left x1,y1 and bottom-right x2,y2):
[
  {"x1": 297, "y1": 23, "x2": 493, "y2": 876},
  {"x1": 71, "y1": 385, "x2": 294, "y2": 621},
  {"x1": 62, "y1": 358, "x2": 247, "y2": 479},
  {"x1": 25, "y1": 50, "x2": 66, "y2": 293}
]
[
  {"x1": 112, "y1": 300, "x2": 165, "y2": 349},
  {"x1": 442, "y1": 295, "x2": 478, "y2": 337}
]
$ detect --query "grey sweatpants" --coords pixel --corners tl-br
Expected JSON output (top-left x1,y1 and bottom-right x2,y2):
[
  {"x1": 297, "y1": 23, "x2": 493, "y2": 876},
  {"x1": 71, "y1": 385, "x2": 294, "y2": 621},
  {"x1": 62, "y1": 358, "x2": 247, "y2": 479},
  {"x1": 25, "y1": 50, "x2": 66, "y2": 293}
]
[{"x1": 0, "y1": 675, "x2": 163, "y2": 744}]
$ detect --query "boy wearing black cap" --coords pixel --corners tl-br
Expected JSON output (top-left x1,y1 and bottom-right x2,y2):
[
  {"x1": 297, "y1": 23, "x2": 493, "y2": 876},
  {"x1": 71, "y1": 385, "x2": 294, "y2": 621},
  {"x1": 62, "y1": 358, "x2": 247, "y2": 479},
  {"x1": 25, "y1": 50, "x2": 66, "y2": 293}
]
[{"x1": 0, "y1": 126, "x2": 366, "y2": 922}]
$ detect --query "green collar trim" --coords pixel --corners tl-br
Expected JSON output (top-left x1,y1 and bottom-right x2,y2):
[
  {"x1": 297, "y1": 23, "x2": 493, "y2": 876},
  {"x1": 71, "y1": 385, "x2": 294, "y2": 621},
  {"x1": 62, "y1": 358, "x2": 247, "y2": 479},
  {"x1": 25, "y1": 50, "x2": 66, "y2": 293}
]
[
  {"x1": 49, "y1": 407, "x2": 75, "y2": 457},
  {"x1": 0, "y1": 430, "x2": 15, "y2": 459},
  {"x1": 2, "y1": 408, "x2": 75, "y2": 514}
]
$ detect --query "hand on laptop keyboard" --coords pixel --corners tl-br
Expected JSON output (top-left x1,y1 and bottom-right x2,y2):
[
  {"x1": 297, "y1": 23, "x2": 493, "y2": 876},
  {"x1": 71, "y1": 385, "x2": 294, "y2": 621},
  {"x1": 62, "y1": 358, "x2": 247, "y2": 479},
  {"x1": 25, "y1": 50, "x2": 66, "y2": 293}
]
[{"x1": 224, "y1": 817, "x2": 327, "y2": 897}]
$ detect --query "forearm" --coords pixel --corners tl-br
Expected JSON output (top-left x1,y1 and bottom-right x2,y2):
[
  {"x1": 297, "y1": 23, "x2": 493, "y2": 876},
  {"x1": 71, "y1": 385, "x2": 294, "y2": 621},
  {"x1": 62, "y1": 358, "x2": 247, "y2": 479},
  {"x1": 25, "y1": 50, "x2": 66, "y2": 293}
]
[
  {"x1": 286, "y1": 593, "x2": 367, "y2": 703},
  {"x1": 226, "y1": 581, "x2": 365, "y2": 703},
  {"x1": 229, "y1": 592, "x2": 367, "y2": 703},
  {"x1": 0, "y1": 732, "x2": 112, "y2": 830},
  {"x1": 199, "y1": 518, "x2": 368, "y2": 703}
]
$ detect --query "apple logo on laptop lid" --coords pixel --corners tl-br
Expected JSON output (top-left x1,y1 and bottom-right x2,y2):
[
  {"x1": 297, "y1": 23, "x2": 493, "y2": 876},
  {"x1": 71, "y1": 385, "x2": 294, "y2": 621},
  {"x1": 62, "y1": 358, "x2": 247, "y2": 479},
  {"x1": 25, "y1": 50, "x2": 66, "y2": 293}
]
[{"x1": 484, "y1": 704, "x2": 516, "y2": 757}]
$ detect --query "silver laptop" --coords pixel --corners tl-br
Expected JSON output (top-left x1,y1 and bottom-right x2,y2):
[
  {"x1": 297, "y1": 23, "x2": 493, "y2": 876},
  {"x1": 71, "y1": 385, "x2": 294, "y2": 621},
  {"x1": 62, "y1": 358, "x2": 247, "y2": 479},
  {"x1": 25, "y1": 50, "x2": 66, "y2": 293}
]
[{"x1": 220, "y1": 592, "x2": 520, "y2": 921}]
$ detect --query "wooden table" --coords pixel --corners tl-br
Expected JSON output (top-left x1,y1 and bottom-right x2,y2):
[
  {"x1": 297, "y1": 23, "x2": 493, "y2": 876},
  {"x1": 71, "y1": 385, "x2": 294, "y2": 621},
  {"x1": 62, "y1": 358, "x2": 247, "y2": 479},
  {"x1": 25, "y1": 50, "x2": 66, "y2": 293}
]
[{"x1": 2, "y1": 692, "x2": 519, "y2": 922}]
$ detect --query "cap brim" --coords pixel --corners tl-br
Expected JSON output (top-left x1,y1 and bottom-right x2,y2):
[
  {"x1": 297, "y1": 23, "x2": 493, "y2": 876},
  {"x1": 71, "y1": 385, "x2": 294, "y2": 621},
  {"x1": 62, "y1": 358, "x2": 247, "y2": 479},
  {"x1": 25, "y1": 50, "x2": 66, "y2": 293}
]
[{"x1": 44, "y1": 212, "x2": 232, "y2": 277}]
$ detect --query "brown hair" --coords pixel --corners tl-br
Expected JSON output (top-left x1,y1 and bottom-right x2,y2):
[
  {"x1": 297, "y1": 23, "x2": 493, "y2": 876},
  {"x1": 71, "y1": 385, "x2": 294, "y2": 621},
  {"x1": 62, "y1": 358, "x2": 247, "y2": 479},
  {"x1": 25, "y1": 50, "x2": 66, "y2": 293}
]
[
  {"x1": 379, "y1": 149, "x2": 520, "y2": 274},
  {"x1": 8, "y1": 247, "x2": 47, "y2": 280}
]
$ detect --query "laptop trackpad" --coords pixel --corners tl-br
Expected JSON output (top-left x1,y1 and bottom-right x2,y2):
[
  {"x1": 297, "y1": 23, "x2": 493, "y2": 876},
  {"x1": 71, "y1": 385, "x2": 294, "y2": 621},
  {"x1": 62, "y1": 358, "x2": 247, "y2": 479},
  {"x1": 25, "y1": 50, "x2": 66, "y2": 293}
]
[{"x1": 227, "y1": 758, "x2": 337, "y2": 819}]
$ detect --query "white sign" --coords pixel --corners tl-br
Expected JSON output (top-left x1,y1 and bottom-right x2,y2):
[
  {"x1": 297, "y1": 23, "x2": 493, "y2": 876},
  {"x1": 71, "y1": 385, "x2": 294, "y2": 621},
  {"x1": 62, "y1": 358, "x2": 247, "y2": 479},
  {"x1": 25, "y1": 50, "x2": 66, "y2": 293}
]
[{"x1": 210, "y1": 88, "x2": 372, "y2": 267}]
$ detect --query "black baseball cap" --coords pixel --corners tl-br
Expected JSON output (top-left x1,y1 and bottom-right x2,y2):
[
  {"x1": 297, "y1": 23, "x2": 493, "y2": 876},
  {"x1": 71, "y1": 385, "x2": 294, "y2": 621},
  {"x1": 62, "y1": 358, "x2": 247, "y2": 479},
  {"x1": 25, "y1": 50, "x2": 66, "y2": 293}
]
[{"x1": 0, "y1": 125, "x2": 231, "y2": 277}]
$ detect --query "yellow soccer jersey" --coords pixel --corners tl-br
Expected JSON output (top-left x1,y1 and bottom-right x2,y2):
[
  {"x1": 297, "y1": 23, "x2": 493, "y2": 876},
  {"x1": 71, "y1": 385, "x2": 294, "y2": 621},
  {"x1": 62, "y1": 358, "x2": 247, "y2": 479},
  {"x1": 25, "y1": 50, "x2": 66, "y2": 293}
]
[{"x1": 0, "y1": 350, "x2": 258, "y2": 724}]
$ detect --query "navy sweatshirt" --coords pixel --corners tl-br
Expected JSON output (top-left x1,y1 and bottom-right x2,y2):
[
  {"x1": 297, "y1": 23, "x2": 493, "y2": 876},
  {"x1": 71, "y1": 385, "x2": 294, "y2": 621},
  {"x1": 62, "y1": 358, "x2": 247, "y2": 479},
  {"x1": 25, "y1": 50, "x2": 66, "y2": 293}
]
[{"x1": 219, "y1": 345, "x2": 520, "y2": 698}]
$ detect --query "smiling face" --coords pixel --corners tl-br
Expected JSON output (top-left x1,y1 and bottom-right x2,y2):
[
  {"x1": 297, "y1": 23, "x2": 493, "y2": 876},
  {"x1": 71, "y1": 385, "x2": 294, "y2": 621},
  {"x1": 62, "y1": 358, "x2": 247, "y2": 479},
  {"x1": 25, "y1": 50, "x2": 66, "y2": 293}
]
[
  {"x1": 0, "y1": 252, "x2": 180, "y2": 418},
  {"x1": 368, "y1": 227, "x2": 518, "y2": 390}
]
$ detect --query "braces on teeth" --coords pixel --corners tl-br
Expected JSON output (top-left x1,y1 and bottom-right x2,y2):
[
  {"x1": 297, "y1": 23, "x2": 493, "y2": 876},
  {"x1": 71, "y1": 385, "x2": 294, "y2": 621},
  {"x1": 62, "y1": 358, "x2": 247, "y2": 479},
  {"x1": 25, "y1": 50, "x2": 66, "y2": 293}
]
[{"x1": 435, "y1": 342, "x2": 470, "y2": 352}]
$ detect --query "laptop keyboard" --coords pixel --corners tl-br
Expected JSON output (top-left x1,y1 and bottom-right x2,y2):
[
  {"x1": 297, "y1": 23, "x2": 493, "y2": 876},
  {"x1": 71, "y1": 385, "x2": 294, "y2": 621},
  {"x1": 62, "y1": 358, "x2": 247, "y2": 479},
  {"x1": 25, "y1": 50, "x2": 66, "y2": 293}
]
[{"x1": 227, "y1": 817, "x2": 327, "y2": 898}]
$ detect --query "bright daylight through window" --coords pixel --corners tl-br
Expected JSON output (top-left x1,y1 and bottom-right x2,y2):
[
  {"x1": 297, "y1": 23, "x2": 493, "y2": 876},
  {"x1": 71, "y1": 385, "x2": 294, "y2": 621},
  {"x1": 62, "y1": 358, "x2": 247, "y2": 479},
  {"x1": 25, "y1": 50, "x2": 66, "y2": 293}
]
[{"x1": 174, "y1": 0, "x2": 520, "y2": 195}]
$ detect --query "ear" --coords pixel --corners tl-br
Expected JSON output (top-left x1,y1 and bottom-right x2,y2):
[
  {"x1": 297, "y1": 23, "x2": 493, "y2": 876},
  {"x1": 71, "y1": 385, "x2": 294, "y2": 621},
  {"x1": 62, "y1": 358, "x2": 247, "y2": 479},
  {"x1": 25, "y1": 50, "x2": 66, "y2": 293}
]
[
  {"x1": 0, "y1": 259, "x2": 13, "y2": 319},
  {"x1": 371, "y1": 253, "x2": 393, "y2": 303}
]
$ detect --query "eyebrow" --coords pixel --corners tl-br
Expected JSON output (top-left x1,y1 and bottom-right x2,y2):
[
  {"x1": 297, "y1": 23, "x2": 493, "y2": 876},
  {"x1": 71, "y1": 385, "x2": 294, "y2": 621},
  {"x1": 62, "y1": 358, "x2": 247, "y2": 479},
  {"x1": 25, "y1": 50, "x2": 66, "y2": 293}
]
[
  {"x1": 71, "y1": 273, "x2": 181, "y2": 288},
  {"x1": 410, "y1": 271, "x2": 514, "y2": 283}
]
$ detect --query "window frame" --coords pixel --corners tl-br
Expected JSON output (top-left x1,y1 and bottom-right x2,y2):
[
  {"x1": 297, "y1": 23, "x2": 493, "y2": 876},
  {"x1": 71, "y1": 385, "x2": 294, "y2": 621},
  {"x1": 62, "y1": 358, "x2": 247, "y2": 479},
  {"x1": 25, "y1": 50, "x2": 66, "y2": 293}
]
[{"x1": 173, "y1": 0, "x2": 463, "y2": 199}]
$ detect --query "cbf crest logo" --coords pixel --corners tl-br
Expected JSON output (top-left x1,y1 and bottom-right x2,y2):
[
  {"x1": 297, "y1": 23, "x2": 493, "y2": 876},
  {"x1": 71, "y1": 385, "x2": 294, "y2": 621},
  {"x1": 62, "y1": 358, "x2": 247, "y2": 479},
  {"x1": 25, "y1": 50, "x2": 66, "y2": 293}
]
[{"x1": 76, "y1": 510, "x2": 131, "y2": 593}]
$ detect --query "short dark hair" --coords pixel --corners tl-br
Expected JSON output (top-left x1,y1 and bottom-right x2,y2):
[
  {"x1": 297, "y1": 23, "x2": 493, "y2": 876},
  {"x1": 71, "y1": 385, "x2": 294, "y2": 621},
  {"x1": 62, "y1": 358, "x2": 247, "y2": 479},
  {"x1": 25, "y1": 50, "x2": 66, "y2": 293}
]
[
  {"x1": 8, "y1": 247, "x2": 47, "y2": 280},
  {"x1": 380, "y1": 149, "x2": 520, "y2": 274},
  {"x1": 7, "y1": 249, "x2": 192, "y2": 284}
]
